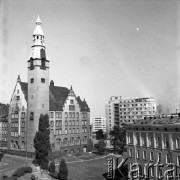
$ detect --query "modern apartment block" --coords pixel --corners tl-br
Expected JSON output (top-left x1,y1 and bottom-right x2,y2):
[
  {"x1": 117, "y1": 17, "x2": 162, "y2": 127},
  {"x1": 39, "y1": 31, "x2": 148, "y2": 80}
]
[
  {"x1": 91, "y1": 117, "x2": 106, "y2": 133},
  {"x1": 126, "y1": 116, "x2": 180, "y2": 179},
  {"x1": 105, "y1": 96, "x2": 156, "y2": 134}
]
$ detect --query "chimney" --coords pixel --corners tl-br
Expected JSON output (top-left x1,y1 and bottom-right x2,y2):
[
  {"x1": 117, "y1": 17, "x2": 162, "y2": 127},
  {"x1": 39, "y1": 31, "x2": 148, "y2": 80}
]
[{"x1": 50, "y1": 80, "x2": 54, "y2": 87}]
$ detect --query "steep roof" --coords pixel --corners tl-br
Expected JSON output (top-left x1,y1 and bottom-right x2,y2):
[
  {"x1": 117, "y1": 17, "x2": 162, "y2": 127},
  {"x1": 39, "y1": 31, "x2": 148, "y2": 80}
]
[
  {"x1": 19, "y1": 82, "x2": 90, "y2": 112},
  {"x1": 0, "y1": 103, "x2": 9, "y2": 118}
]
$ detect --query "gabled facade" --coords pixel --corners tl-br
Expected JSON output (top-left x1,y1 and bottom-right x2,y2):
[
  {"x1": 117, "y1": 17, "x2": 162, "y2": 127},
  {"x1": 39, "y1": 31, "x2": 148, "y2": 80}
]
[{"x1": 8, "y1": 15, "x2": 91, "y2": 154}]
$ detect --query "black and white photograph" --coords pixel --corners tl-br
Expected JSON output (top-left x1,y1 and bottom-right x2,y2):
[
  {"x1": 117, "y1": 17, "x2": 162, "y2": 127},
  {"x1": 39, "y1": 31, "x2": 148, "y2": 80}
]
[{"x1": 0, "y1": 0, "x2": 180, "y2": 179}]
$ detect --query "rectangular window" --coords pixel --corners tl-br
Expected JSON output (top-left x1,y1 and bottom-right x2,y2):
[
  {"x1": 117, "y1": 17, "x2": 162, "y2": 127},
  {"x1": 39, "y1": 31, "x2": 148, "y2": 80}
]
[
  {"x1": 50, "y1": 121, "x2": 54, "y2": 127},
  {"x1": 65, "y1": 112, "x2": 68, "y2": 118},
  {"x1": 56, "y1": 130, "x2": 58, "y2": 135},
  {"x1": 76, "y1": 128, "x2": 79, "y2": 133},
  {"x1": 176, "y1": 138, "x2": 180, "y2": 149},
  {"x1": 31, "y1": 78, "x2": 34, "y2": 83},
  {"x1": 72, "y1": 112, "x2": 75, "y2": 118},
  {"x1": 137, "y1": 150, "x2": 139, "y2": 158},
  {"x1": 65, "y1": 129, "x2": 68, "y2": 134},
  {"x1": 30, "y1": 112, "x2": 34, "y2": 120},
  {"x1": 59, "y1": 112, "x2": 62, "y2": 118},
  {"x1": 69, "y1": 112, "x2": 72, "y2": 118},
  {"x1": 70, "y1": 100, "x2": 74, "y2": 104},
  {"x1": 11, "y1": 113, "x2": 14, "y2": 118},
  {"x1": 156, "y1": 137, "x2": 160, "y2": 147},
  {"x1": 177, "y1": 156, "x2": 180, "y2": 166},
  {"x1": 143, "y1": 151, "x2": 146, "y2": 160},
  {"x1": 56, "y1": 121, "x2": 58, "y2": 127},
  {"x1": 41, "y1": 78, "x2": 45, "y2": 83},
  {"x1": 76, "y1": 112, "x2": 79, "y2": 118},
  {"x1": 51, "y1": 112, "x2": 54, "y2": 118},
  {"x1": 21, "y1": 112, "x2": 25, "y2": 119},
  {"x1": 16, "y1": 96, "x2": 20, "y2": 100},
  {"x1": 129, "y1": 149, "x2": 132, "y2": 157},
  {"x1": 59, "y1": 121, "x2": 62, "y2": 127},
  {"x1": 150, "y1": 152, "x2": 154, "y2": 161},
  {"x1": 166, "y1": 154, "x2": 171, "y2": 163},
  {"x1": 158, "y1": 153, "x2": 161, "y2": 162},
  {"x1": 58, "y1": 129, "x2": 62, "y2": 135},
  {"x1": 69, "y1": 105, "x2": 75, "y2": 111},
  {"x1": 164, "y1": 137, "x2": 169, "y2": 149},
  {"x1": 149, "y1": 137, "x2": 154, "y2": 147},
  {"x1": 56, "y1": 112, "x2": 58, "y2": 118}
]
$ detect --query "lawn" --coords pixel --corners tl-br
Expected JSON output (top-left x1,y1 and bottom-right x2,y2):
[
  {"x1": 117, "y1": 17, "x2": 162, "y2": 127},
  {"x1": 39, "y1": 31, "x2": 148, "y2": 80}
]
[{"x1": 67, "y1": 155, "x2": 108, "y2": 180}]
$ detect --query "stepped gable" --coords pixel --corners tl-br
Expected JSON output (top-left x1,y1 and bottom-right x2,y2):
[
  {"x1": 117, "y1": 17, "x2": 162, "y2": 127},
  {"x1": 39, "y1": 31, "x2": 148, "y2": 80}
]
[
  {"x1": 0, "y1": 103, "x2": 9, "y2": 118},
  {"x1": 76, "y1": 96, "x2": 90, "y2": 112},
  {"x1": 18, "y1": 81, "x2": 89, "y2": 112}
]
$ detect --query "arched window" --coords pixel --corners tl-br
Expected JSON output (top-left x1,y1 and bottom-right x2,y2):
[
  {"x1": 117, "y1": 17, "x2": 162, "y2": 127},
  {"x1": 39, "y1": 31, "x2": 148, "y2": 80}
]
[
  {"x1": 56, "y1": 138, "x2": 61, "y2": 145},
  {"x1": 70, "y1": 137, "x2": 74, "y2": 145},
  {"x1": 76, "y1": 137, "x2": 81, "y2": 145},
  {"x1": 21, "y1": 141, "x2": 25, "y2": 150},
  {"x1": 63, "y1": 138, "x2": 68, "y2": 146},
  {"x1": 83, "y1": 136, "x2": 87, "y2": 144}
]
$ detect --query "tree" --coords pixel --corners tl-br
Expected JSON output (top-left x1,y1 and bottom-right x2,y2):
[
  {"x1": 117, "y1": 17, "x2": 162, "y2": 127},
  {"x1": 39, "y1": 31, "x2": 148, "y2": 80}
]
[
  {"x1": 58, "y1": 158, "x2": 68, "y2": 180},
  {"x1": 33, "y1": 114, "x2": 51, "y2": 169},
  {"x1": 95, "y1": 139, "x2": 106, "y2": 154},
  {"x1": 109, "y1": 126, "x2": 126, "y2": 154},
  {"x1": 96, "y1": 129, "x2": 104, "y2": 140}
]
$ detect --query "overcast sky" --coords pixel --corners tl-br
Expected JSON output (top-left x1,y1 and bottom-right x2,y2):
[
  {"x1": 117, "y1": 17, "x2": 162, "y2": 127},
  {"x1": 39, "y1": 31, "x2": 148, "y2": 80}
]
[{"x1": 0, "y1": 0, "x2": 179, "y2": 116}]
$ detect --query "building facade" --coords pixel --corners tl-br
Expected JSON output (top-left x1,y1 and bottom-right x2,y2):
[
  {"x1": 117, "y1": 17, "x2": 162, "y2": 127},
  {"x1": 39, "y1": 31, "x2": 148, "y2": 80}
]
[
  {"x1": 91, "y1": 117, "x2": 106, "y2": 133},
  {"x1": 0, "y1": 103, "x2": 8, "y2": 149},
  {"x1": 8, "y1": 15, "x2": 91, "y2": 154},
  {"x1": 105, "y1": 96, "x2": 156, "y2": 135},
  {"x1": 126, "y1": 117, "x2": 180, "y2": 179}
]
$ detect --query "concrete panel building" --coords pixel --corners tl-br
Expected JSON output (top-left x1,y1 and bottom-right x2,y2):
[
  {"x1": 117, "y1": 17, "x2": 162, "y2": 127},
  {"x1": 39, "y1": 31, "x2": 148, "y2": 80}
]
[{"x1": 105, "y1": 96, "x2": 156, "y2": 135}]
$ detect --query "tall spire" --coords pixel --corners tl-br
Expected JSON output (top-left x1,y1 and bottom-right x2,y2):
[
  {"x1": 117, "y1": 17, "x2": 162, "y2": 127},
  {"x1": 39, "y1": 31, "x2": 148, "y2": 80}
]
[{"x1": 33, "y1": 14, "x2": 44, "y2": 36}]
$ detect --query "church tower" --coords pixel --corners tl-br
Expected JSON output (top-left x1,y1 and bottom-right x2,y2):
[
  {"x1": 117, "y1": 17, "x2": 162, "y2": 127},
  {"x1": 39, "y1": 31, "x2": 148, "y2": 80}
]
[{"x1": 27, "y1": 15, "x2": 49, "y2": 152}]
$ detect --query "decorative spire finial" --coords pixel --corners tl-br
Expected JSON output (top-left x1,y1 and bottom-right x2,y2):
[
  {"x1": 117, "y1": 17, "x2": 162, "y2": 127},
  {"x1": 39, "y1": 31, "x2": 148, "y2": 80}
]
[{"x1": 36, "y1": 14, "x2": 42, "y2": 25}]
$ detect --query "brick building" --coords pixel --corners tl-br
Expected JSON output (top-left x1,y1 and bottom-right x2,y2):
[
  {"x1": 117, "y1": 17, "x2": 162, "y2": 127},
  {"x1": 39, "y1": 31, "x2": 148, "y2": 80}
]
[
  {"x1": 126, "y1": 116, "x2": 180, "y2": 179},
  {"x1": 8, "y1": 15, "x2": 91, "y2": 154},
  {"x1": 0, "y1": 103, "x2": 8, "y2": 149}
]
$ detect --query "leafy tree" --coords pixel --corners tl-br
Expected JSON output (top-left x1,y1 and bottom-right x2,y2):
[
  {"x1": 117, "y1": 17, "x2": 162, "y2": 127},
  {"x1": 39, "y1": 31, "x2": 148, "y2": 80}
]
[
  {"x1": 58, "y1": 158, "x2": 68, "y2": 180},
  {"x1": 95, "y1": 139, "x2": 106, "y2": 154},
  {"x1": 96, "y1": 129, "x2": 104, "y2": 140},
  {"x1": 33, "y1": 114, "x2": 51, "y2": 168},
  {"x1": 109, "y1": 126, "x2": 126, "y2": 154}
]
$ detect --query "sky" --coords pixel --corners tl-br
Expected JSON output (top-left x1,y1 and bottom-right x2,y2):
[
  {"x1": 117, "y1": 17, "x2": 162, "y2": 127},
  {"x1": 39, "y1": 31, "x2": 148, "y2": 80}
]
[{"x1": 0, "y1": 0, "x2": 179, "y2": 116}]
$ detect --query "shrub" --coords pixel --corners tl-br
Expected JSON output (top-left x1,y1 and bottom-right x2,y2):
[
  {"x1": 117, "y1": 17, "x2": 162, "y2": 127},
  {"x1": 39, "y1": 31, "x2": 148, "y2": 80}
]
[
  {"x1": 40, "y1": 161, "x2": 48, "y2": 170},
  {"x1": 49, "y1": 172, "x2": 58, "y2": 179},
  {"x1": 12, "y1": 167, "x2": 32, "y2": 178},
  {"x1": 58, "y1": 158, "x2": 68, "y2": 180},
  {"x1": 49, "y1": 161, "x2": 56, "y2": 174},
  {"x1": 31, "y1": 174, "x2": 39, "y2": 180}
]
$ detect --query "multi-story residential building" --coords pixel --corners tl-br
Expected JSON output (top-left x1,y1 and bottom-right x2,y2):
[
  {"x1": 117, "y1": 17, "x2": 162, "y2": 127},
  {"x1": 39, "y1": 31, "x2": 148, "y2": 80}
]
[
  {"x1": 126, "y1": 116, "x2": 180, "y2": 179},
  {"x1": 91, "y1": 117, "x2": 106, "y2": 133},
  {"x1": 105, "y1": 96, "x2": 156, "y2": 134},
  {"x1": 0, "y1": 103, "x2": 8, "y2": 149},
  {"x1": 8, "y1": 15, "x2": 91, "y2": 154}
]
